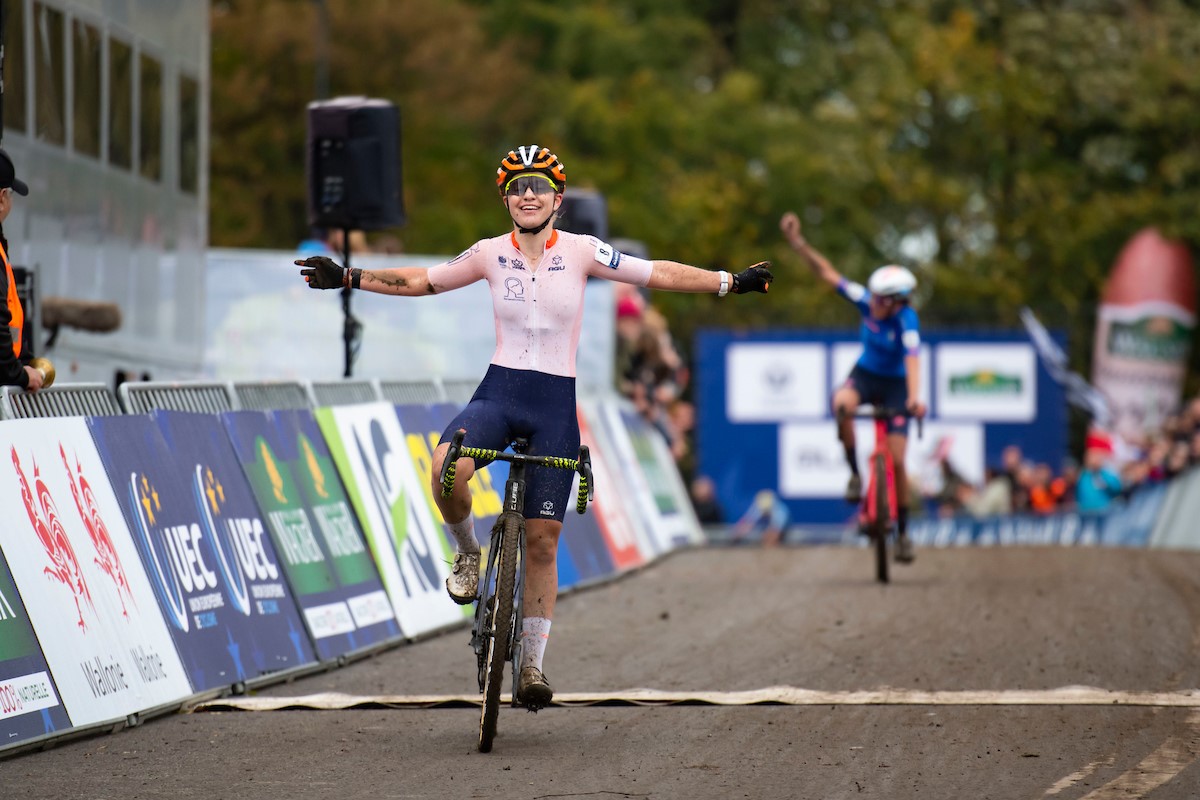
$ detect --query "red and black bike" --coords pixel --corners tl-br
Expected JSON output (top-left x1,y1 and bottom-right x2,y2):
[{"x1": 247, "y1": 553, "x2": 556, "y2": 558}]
[{"x1": 843, "y1": 406, "x2": 921, "y2": 584}]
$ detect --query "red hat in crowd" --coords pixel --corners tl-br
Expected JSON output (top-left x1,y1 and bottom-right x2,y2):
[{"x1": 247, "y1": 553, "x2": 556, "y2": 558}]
[
  {"x1": 1084, "y1": 428, "x2": 1114, "y2": 454},
  {"x1": 617, "y1": 296, "x2": 642, "y2": 320}
]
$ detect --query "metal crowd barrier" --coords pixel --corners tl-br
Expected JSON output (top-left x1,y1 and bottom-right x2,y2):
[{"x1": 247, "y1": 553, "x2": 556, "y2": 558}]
[
  {"x1": 1, "y1": 376, "x2": 474, "y2": 422},
  {"x1": 378, "y1": 378, "x2": 445, "y2": 406},
  {"x1": 118, "y1": 381, "x2": 238, "y2": 414},
  {"x1": 232, "y1": 381, "x2": 311, "y2": 411},
  {"x1": 0, "y1": 383, "x2": 123, "y2": 420},
  {"x1": 308, "y1": 379, "x2": 380, "y2": 407}
]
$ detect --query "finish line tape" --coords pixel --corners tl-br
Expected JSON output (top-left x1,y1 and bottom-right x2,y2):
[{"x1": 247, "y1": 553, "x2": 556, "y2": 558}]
[{"x1": 189, "y1": 686, "x2": 1200, "y2": 712}]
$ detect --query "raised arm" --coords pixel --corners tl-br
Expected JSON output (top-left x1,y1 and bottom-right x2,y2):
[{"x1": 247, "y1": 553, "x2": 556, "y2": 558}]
[
  {"x1": 780, "y1": 211, "x2": 842, "y2": 290},
  {"x1": 645, "y1": 260, "x2": 774, "y2": 295},
  {"x1": 296, "y1": 256, "x2": 437, "y2": 296}
]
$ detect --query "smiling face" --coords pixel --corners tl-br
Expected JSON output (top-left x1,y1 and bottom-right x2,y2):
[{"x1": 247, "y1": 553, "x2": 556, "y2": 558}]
[{"x1": 503, "y1": 174, "x2": 562, "y2": 231}]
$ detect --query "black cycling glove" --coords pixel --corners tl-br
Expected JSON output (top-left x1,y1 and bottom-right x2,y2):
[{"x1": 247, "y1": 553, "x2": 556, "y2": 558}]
[
  {"x1": 297, "y1": 256, "x2": 346, "y2": 290},
  {"x1": 732, "y1": 261, "x2": 773, "y2": 294}
]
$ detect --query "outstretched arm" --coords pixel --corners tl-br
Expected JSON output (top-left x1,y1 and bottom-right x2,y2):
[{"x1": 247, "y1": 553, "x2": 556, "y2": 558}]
[
  {"x1": 645, "y1": 260, "x2": 774, "y2": 295},
  {"x1": 780, "y1": 212, "x2": 842, "y2": 290},
  {"x1": 296, "y1": 256, "x2": 437, "y2": 296}
]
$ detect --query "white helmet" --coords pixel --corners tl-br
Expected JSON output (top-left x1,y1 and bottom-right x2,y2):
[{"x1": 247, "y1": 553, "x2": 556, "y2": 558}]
[{"x1": 867, "y1": 265, "x2": 917, "y2": 298}]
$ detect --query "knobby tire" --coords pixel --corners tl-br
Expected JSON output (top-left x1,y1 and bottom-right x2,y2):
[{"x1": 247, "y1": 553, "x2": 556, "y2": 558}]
[
  {"x1": 872, "y1": 454, "x2": 891, "y2": 584},
  {"x1": 478, "y1": 513, "x2": 521, "y2": 753}
]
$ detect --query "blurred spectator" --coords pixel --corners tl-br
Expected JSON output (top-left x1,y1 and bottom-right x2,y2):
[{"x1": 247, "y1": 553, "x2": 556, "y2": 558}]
[
  {"x1": 615, "y1": 297, "x2": 690, "y2": 465},
  {"x1": 297, "y1": 227, "x2": 373, "y2": 258},
  {"x1": 1001, "y1": 446, "x2": 1033, "y2": 512},
  {"x1": 1076, "y1": 431, "x2": 1123, "y2": 514},
  {"x1": 965, "y1": 466, "x2": 1013, "y2": 518},
  {"x1": 1027, "y1": 462, "x2": 1068, "y2": 515},
  {"x1": 689, "y1": 475, "x2": 724, "y2": 525},
  {"x1": 730, "y1": 490, "x2": 791, "y2": 547}
]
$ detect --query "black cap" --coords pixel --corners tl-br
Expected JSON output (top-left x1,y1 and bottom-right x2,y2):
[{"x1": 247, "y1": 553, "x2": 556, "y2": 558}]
[{"x1": 0, "y1": 149, "x2": 29, "y2": 196}]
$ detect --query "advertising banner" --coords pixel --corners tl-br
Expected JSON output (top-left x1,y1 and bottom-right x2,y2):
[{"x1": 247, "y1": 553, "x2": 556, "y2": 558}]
[
  {"x1": 1091, "y1": 229, "x2": 1197, "y2": 442},
  {"x1": 91, "y1": 415, "x2": 291, "y2": 691},
  {"x1": 593, "y1": 398, "x2": 700, "y2": 554},
  {"x1": 153, "y1": 411, "x2": 316, "y2": 675},
  {"x1": 0, "y1": 418, "x2": 191, "y2": 727},
  {"x1": 577, "y1": 404, "x2": 643, "y2": 573},
  {"x1": 696, "y1": 329, "x2": 1067, "y2": 526},
  {"x1": 935, "y1": 344, "x2": 1037, "y2": 421},
  {"x1": 726, "y1": 343, "x2": 827, "y2": 422},
  {"x1": 222, "y1": 410, "x2": 400, "y2": 661},
  {"x1": 0, "y1": 550, "x2": 73, "y2": 749},
  {"x1": 316, "y1": 402, "x2": 462, "y2": 637}
]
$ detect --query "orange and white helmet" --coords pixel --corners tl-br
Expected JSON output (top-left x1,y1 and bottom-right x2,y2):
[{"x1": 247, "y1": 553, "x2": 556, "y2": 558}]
[
  {"x1": 867, "y1": 265, "x2": 917, "y2": 299},
  {"x1": 496, "y1": 145, "x2": 567, "y2": 196}
]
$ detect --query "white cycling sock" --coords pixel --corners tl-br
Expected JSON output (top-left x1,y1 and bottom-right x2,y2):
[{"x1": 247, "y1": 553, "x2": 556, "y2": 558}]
[
  {"x1": 447, "y1": 513, "x2": 480, "y2": 554},
  {"x1": 520, "y1": 617, "x2": 552, "y2": 671}
]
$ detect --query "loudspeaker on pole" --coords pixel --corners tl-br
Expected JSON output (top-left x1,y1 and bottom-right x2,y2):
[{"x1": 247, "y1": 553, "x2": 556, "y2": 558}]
[{"x1": 306, "y1": 96, "x2": 404, "y2": 231}]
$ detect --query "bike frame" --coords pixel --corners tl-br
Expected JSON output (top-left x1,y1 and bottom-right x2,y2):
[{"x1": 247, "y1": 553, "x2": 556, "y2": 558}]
[
  {"x1": 438, "y1": 429, "x2": 592, "y2": 752},
  {"x1": 860, "y1": 414, "x2": 898, "y2": 535}
]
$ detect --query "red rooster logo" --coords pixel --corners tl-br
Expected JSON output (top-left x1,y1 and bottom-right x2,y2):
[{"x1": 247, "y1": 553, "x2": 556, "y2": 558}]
[
  {"x1": 61, "y1": 445, "x2": 135, "y2": 618},
  {"x1": 12, "y1": 446, "x2": 94, "y2": 631}
]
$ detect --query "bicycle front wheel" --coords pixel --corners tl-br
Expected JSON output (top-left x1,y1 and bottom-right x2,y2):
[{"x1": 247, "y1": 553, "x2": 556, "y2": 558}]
[
  {"x1": 478, "y1": 512, "x2": 522, "y2": 753},
  {"x1": 872, "y1": 454, "x2": 891, "y2": 584}
]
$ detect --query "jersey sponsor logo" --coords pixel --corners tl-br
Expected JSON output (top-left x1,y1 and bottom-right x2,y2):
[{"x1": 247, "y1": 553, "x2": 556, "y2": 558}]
[
  {"x1": 498, "y1": 255, "x2": 507, "y2": 267},
  {"x1": 547, "y1": 255, "x2": 565, "y2": 271},
  {"x1": 448, "y1": 244, "x2": 479, "y2": 265},
  {"x1": 511, "y1": 258, "x2": 526, "y2": 271},
  {"x1": 539, "y1": 500, "x2": 555, "y2": 517},
  {"x1": 594, "y1": 242, "x2": 621, "y2": 269},
  {"x1": 503, "y1": 277, "x2": 525, "y2": 301}
]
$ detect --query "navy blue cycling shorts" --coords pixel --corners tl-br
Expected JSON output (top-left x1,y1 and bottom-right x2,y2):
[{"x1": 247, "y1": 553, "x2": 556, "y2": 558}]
[
  {"x1": 439, "y1": 364, "x2": 579, "y2": 523},
  {"x1": 841, "y1": 364, "x2": 910, "y2": 436}
]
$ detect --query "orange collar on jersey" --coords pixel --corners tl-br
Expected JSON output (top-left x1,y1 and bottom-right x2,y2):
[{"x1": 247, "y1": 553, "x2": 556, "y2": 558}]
[{"x1": 510, "y1": 230, "x2": 558, "y2": 252}]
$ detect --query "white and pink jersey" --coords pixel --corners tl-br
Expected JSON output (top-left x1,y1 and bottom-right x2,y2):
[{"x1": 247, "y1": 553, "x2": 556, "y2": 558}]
[{"x1": 426, "y1": 230, "x2": 653, "y2": 377}]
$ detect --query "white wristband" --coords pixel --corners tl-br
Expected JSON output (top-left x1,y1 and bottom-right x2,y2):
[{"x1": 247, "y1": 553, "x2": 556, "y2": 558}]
[{"x1": 717, "y1": 270, "x2": 730, "y2": 297}]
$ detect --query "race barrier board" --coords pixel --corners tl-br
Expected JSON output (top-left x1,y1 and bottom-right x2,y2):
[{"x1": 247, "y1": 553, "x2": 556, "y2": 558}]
[
  {"x1": 0, "y1": 418, "x2": 193, "y2": 730},
  {"x1": 0, "y1": 391, "x2": 702, "y2": 755},
  {"x1": 222, "y1": 409, "x2": 401, "y2": 661}
]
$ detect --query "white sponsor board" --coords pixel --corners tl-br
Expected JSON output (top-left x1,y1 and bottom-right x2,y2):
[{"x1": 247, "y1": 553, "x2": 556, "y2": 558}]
[
  {"x1": 0, "y1": 419, "x2": 191, "y2": 726},
  {"x1": 316, "y1": 403, "x2": 460, "y2": 637},
  {"x1": 778, "y1": 419, "x2": 985, "y2": 499},
  {"x1": 935, "y1": 344, "x2": 1037, "y2": 421},
  {"x1": 595, "y1": 399, "x2": 702, "y2": 552},
  {"x1": 727, "y1": 343, "x2": 827, "y2": 421},
  {"x1": 778, "y1": 423, "x2": 854, "y2": 498}
]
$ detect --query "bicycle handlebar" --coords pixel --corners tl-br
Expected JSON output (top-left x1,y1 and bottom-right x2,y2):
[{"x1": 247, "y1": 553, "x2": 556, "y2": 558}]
[{"x1": 439, "y1": 429, "x2": 595, "y2": 514}]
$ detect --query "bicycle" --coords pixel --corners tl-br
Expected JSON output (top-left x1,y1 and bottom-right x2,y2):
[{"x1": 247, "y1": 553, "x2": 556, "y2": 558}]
[
  {"x1": 841, "y1": 406, "x2": 921, "y2": 584},
  {"x1": 438, "y1": 428, "x2": 594, "y2": 753}
]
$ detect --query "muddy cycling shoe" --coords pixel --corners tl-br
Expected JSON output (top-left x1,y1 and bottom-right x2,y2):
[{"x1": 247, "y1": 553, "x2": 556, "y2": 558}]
[
  {"x1": 516, "y1": 667, "x2": 554, "y2": 711},
  {"x1": 895, "y1": 534, "x2": 915, "y2": 564},
  {"x1": 845, "y1": 474, "x2": 863, "y2": 504},
  {"x1": 445, "y1": 551, "x2": 480, "y2": 605}
]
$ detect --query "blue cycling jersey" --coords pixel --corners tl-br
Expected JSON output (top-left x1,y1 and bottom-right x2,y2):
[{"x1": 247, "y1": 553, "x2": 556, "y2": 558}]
[{"x1": 837, "y1": 279, "x2": 920, "y2": 378}]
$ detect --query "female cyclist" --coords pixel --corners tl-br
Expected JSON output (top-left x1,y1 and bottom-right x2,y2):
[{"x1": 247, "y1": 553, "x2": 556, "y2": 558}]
[
  {"x1": 299, "y1": 145, "x2": 774, "y2": 708},
  {"x1": 780, "y1": 211, "x2": 925, "y2": 564}
]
